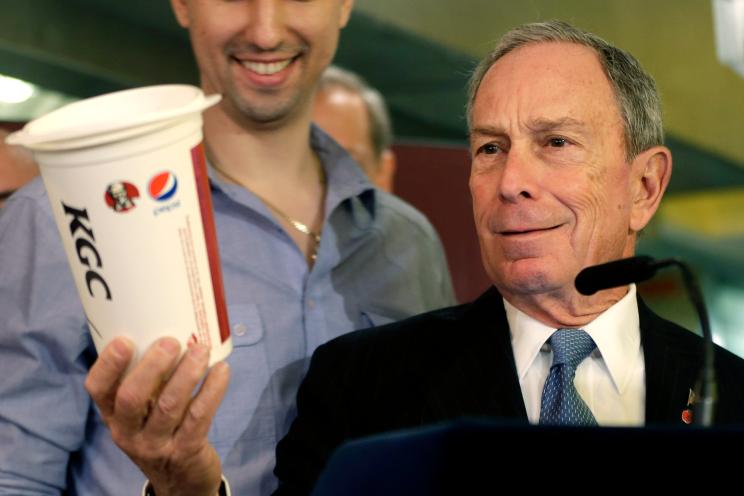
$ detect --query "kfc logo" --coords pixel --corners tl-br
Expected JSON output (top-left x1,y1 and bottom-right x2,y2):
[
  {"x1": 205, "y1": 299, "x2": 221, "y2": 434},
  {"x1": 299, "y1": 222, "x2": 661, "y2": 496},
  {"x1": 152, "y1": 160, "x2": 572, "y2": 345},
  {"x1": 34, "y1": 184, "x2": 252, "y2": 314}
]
[{"x1": 104, "y1": 181, "x2": 139, "y2": 212}]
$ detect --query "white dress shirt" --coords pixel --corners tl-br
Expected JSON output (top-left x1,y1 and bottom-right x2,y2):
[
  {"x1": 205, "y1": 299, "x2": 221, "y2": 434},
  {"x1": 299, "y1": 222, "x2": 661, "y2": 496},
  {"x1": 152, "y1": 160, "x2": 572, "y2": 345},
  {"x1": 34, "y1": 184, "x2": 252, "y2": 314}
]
[{"x1": 506, "y1": 285, "x2": 645, "y2": 426}]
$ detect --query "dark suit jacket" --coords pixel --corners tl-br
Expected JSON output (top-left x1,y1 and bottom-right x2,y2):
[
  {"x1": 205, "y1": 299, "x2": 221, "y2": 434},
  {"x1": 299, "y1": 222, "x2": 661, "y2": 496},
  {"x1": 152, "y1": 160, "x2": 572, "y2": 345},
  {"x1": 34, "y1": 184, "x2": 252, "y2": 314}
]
[{"x1": 274, "y1": 287, "x2": 744, "y2": 494}]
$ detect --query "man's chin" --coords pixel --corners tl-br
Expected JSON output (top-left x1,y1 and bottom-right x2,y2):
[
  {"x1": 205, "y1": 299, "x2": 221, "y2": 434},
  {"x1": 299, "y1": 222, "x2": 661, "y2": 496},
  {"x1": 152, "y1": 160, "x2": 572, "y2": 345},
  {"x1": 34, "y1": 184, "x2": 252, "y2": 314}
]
[
  {"x1": 236, "y1": 102, "x2": 293, "y2": 125},
  {"x1": 227, "y1": 89, "x2": 303, "y2": 126},
  {"x1": 490, "y1": 261, "x2": 569, "y2": 297}
]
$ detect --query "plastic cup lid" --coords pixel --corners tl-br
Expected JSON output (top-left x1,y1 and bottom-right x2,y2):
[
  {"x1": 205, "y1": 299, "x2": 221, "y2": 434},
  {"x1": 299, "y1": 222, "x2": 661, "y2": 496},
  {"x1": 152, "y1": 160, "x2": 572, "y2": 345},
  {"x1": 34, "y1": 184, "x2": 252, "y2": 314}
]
[{"x1": 6, "y1": 85, "x2": 221, "y2": 151}]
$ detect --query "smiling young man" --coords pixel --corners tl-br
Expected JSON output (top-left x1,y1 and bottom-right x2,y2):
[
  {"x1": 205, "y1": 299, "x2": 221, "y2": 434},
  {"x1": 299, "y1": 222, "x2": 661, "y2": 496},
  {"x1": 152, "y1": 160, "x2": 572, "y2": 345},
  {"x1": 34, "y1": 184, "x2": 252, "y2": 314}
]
[
  {"x1": 0, "y1": 1, "x2": 454, "y2": 494},
  {"x1": 272, "y1": 20, "x2": 744, "y2": 494},
  {"x1": 175, "y1": 0, "x2": 352, "y2": 263}
]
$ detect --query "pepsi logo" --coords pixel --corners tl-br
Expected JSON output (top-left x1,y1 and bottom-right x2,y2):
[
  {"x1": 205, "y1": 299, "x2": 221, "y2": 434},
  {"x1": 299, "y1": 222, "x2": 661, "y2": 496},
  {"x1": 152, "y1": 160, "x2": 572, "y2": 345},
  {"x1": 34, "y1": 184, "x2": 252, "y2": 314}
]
[{"x1": 149, "y1": 171, "x2": 178, "y2": 201}]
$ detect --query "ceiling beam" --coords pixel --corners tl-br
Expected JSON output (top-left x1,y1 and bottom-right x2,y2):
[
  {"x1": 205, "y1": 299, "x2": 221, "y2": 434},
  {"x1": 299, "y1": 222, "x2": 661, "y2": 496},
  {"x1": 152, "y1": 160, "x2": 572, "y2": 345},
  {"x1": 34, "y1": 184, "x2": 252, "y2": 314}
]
[{"x1": 0, "y1": 0, "x2": 196, "y2": 98}]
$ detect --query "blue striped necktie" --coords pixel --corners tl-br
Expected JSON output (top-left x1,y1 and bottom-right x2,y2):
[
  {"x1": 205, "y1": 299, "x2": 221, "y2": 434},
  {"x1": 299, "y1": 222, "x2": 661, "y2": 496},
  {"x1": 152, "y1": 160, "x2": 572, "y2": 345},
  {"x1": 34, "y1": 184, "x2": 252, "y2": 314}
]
[{"x1": 539, "y1": 328, "x2": 597, "y2": 426}]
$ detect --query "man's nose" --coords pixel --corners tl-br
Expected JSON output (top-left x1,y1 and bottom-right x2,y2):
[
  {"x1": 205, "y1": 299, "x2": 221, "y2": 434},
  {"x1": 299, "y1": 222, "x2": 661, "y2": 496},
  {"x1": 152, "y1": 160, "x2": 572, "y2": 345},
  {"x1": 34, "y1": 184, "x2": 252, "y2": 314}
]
[
  {"x1": 245, "y1": 0, "x2": 283, "y2": 51},
  {"x1": 498, "y1": 145, "x2": 537, "y2": 203}
]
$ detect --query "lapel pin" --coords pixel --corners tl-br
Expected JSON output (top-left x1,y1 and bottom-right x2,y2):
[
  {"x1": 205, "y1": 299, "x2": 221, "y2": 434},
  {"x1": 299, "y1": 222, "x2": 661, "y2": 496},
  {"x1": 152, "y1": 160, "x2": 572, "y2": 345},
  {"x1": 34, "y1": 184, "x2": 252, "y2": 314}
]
[{"x1": 681, "y1": 388, "x2": 696, "y2": 425}]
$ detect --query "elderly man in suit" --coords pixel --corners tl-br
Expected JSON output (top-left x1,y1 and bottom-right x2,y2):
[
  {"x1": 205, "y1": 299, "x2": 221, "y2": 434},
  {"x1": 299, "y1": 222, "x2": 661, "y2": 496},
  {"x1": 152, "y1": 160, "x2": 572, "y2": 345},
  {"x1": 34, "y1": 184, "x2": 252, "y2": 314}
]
[{"x1": 272, "y1": 20, "x2": 744, "y2": 494}]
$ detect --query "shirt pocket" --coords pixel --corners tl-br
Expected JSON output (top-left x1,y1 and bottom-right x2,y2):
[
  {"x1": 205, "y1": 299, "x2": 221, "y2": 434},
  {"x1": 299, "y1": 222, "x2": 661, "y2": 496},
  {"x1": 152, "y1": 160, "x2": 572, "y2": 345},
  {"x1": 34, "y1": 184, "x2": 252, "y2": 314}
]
[
  {"x1": 228, "y1": 302, "x2": 264, "y2": 346},
  {"x1": 211, "y1": 303, "x2": 272, "y2": 456}
]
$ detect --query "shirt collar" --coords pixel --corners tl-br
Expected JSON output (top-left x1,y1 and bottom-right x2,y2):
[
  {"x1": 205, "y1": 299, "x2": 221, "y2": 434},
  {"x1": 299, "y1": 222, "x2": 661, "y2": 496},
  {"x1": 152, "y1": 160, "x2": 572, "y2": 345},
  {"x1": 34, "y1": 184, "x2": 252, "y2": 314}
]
[
  {"x1": 506, "y1": 284, "x2": 640, "y2": 394},
  {"x1": 310, "y1": 124, "x2": 376, "y2": 219},
  {"x1": 506, "y1": 299, "x2": 555, "y2": 383},
  {"x1": 206, "y1": 124, "x2": 377, "y2": 222}
]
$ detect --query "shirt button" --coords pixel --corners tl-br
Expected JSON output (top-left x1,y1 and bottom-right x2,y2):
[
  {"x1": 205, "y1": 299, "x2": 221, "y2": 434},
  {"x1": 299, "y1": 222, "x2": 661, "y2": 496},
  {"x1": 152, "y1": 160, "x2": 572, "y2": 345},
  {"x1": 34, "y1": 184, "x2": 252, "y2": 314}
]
[{"x1": 233, "y1": 323, "x2": 247, "y2": 336}]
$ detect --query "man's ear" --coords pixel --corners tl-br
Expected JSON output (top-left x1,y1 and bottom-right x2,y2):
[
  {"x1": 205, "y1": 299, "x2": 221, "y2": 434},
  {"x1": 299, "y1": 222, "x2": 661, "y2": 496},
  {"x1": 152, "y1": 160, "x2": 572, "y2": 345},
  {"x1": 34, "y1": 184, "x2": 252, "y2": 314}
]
[
  {"x1": 629, "y1": 145, "x2": 672, "y2": 232},
  {"x1": 339, "y1": 0, "x2": 354, "y2": 29},
  {"x1": 170, "y1": 0, "x2": 191, "y2": 28},
  {"x1": 375, "y1": 149, "x2": 397, "y2": 193}
]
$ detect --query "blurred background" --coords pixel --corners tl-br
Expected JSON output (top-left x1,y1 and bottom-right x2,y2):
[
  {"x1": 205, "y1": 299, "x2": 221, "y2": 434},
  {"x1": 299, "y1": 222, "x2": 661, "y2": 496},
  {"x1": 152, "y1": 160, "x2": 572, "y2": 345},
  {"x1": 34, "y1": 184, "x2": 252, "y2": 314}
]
[{"x1": 1, "y1": 0, "x2": 743, "y2": 356}]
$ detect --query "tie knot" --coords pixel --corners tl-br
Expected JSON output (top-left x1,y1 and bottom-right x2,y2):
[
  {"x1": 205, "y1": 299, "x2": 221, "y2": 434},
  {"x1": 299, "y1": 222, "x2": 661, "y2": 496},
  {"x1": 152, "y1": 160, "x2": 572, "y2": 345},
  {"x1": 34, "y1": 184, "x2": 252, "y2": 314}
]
[{"x1": 548, "y1": 328, "x2": 596, "y2": 369}]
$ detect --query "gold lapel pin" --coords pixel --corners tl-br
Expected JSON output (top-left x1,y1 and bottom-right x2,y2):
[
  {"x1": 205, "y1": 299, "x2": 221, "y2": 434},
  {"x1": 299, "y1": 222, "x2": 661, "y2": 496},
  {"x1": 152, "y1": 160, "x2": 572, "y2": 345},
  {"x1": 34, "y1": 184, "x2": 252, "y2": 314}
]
[{"x1": 681, "y1": 388, "x2": 696, "y2": 424}]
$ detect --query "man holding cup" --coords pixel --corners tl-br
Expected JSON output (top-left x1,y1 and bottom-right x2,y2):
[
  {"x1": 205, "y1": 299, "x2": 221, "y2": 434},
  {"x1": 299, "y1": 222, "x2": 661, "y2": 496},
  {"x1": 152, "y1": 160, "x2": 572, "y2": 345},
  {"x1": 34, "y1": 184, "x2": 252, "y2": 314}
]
[{"x1": 0, "y1": 1, "x2": 454, "y2": 495}]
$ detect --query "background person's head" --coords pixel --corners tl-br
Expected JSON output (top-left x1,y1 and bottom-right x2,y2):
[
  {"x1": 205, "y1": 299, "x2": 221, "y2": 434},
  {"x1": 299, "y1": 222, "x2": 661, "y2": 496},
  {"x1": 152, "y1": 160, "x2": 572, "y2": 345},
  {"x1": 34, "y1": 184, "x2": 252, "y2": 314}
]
[
  {"x1": 170, "y1": 0, "x2": 354, "y2": 127},
  {"x1": 0, "y1": 129, "x2": 39, "y2": 208},
  {"x1": 313, "y1": 65, "x2": 396, "y2": 192},
  {"x1": 467, "y1": 21, "x2": 672, "y2": 325}
]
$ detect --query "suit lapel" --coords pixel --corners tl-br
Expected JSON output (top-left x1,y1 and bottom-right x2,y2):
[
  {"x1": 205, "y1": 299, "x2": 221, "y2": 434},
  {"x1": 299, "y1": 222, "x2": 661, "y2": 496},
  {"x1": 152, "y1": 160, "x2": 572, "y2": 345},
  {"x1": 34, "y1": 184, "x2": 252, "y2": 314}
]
[
  {"x1": 639, "y1": 298, "x2": 702, "y2": 425},
  {"x1": 420, "y1": 292, "x2": 704, "y2": 426},
  {"x1": 423, "y1": 288, "x2": 528, "y2": 422}
]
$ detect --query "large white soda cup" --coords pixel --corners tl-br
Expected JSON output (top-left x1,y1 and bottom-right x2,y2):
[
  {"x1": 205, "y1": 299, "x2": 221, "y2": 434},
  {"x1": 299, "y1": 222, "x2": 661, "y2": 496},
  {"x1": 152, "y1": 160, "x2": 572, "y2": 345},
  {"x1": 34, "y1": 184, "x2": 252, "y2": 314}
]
[{"x1": 6, "y1": 84, "x2": 231, "y2": 366}]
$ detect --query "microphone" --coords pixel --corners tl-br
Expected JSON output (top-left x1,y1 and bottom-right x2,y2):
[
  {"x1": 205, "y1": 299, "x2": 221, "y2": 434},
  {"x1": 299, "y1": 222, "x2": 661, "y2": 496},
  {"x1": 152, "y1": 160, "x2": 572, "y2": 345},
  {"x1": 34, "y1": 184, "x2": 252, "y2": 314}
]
[
  {"x1": 575, "y1": 256, "x2": 660, "y2": 296},
  {"x1": 575, "y1": 256, "x2": 716, "y2": 427}
]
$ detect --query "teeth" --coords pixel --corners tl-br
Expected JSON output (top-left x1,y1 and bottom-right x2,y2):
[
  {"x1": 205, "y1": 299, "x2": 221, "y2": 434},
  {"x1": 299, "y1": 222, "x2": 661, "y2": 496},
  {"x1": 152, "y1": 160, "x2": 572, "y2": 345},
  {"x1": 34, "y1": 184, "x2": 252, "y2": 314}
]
[{"x1": 241, "y1": 59, "x2": 292, "y2": 75}]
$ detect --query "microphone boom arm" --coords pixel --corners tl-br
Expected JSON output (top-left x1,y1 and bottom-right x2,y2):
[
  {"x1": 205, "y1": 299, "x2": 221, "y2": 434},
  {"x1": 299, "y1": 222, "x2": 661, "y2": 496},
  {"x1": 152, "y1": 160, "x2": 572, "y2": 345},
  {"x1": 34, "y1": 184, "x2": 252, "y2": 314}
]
[{"x1": 575, "y1": 256, "x2": 716, "y2": 427}]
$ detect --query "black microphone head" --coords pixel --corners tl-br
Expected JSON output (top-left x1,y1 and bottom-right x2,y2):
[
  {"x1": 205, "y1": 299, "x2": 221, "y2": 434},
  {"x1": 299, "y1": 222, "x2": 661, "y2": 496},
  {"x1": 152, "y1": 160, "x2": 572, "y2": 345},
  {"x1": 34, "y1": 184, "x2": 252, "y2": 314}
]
[{"x1": 575, "y1": 256, "x2": 657, "y2": 295}]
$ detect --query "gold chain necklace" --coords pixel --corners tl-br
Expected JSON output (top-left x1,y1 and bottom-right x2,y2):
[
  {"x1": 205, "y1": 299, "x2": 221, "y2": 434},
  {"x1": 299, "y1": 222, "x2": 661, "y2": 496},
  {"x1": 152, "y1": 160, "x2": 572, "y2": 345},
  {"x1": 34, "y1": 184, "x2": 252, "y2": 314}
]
[{"x1": 208, "y1": 154, "x2": 323, "y2": 262}]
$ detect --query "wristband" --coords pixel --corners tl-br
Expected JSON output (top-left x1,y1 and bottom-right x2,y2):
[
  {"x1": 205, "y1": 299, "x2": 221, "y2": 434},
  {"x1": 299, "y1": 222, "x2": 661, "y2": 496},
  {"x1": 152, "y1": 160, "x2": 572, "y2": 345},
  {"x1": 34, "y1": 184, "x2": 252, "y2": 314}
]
[{"x1": 142, "y1": 474, "x2": 231, "y2": 496}]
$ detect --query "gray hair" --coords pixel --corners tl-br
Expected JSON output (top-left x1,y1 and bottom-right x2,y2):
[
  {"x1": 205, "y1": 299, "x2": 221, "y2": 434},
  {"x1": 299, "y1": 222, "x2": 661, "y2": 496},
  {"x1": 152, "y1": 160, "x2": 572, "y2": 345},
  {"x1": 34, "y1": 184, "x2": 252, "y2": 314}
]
[
  {"x1": 467, "y1": 20, "x2": 664, "y2": 159},
  {"x1": 318, "y1": 65, "x2": 394, "y2": 161}
]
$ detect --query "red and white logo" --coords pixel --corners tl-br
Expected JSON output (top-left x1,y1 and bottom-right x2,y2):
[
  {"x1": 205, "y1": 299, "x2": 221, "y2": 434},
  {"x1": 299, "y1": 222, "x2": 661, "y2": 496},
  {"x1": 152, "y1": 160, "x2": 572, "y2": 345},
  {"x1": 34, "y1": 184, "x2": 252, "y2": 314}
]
[
  {"x1": 149, "y1": 171, "x2": 178, "y2": 202},
  {"x1": 104, "y1": 181, "x2": 140, "y2": 213}
]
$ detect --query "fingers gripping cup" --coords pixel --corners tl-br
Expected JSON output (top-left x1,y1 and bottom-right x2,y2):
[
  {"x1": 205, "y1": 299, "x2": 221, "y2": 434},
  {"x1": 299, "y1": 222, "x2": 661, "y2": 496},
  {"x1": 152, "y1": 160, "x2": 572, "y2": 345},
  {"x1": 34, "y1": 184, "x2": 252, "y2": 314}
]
[{"x1": 7, "y1": 85, "x2": 231, "y2": 366}]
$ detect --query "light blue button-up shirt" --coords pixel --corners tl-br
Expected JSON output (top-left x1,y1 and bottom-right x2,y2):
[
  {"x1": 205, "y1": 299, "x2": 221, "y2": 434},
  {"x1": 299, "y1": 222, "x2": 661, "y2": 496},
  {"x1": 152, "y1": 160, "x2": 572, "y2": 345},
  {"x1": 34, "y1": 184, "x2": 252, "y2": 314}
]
[{"x1": 0, "y1": 126, "x2": 455, "y2": 495}]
